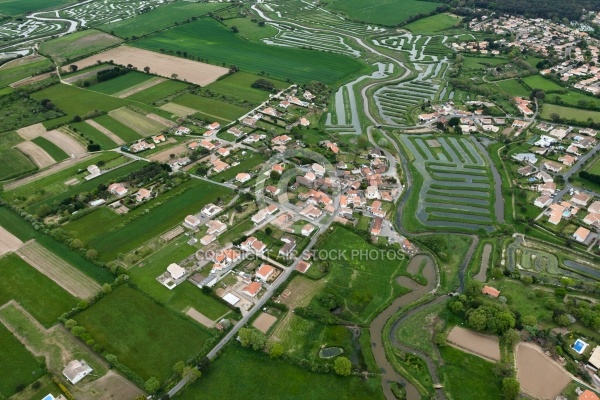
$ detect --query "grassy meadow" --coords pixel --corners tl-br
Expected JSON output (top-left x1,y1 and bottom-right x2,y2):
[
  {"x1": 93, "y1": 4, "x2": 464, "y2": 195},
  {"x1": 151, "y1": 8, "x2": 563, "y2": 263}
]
[
  {"x1": 74, "y1": 285, "x2": 213, "y2": 381},
  {"x1": 69, "y1": 121, "x2": 118, "y2": 149},
  {"x1": 0, "y1": 323, "x2": 45, "y2": 398},
  {"x1": 89, "y1": 71, "x2": 154, "y2": 95},
  {"x1": 0, "y1": 148, "x2": 37, "y2": 180},
  {"x1": 93, "y1": 114, "x2": 143, "y2": 142},
  {"x1": 404, "y1": 13, "x2": 461, "y2": 34},
  {"x1": 326, "y1": 0, "x2": 440, "y2": 26},
  {"x1": 39, "y1": 29, "x2": 123, "y2": 65},
  {"x1": 179, "y1": 344, "x2": 384, "y2": 400},
  {"x1": 0, "y1": 0, "x2": 73, "y2": 15},
  {"x1": 126, "y1": 80, "x2": 190, "y2": 103},
  {"x1": 134, "y1": 18, "x2": 365, "y2": 84},
  {"x1": 172, "y1": 93, "x2": 251, "y2": 122},
  {"x1": 0, "y1": 56, "x2": 53, "y2": 88},
  {"x1": 205, "y1": 71, "x2": 287, "y2": 104},
  {"x1": 541, "y1": 104, "x2": 600, "y2": 122},
  {"x1": 0, "y1": 254, "x2": 77, "y2": 327}
]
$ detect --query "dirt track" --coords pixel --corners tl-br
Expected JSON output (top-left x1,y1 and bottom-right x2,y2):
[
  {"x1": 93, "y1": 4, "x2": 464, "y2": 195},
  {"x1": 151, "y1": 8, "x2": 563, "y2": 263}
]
[
  {"x1": 516, "y1": 342, "x2": 571, "y2": 399},
  {"x1": 474, "y1": 244, "x2": 492, "y2": 282},
  {"x1": 65, "y1": 46, "x2": 228, "y2": 86},
  {"x1": 85, "y1": 120, "x2": 125, "y2": 145},
  {"x1": 117, "y1": 76, "x2": 164, "y2": 98},
  {"x1": 186, "y1": 307, "x2": 214, "y2": 328},
  {"x1": 16, "y1": 241, "x2": 100, "y2": 299},
  {"x1": 16, "y1": 141, "x2": 55, "y2": 168},
  {"x1": 447, "y1": 326, "x2": 500, "y2": 362},
  {"x1": 0, "y1": 226, "x2": 23, "y2": 256},
  {"x1": 44, "y1": 129, "x2": 87, "y2": 156}
]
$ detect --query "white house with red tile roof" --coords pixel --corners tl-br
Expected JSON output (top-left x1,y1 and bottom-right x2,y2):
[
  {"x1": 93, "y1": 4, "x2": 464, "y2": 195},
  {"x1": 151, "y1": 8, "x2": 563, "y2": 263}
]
[
  {"x1": 573, "y1": 226, "x2": 591, "y2": 242},
  {"x1": 242, "y1": 281, "x2": 262, "y2": 298},
  {"x1": 256, "y1": 264, "x2": 275, "y2": 281},
  {"x1": 571, "y1": 192, "x2": 591, "y2": 207},
  {"x1": 207, "y1": 122, "x2": 220, "y2": 131},
  {"x1": 236, "y1": 173, "x2": 251, "y2": 183},
  {"x1": 184, "y1": 215, "x2": 201, "y2": 228}
]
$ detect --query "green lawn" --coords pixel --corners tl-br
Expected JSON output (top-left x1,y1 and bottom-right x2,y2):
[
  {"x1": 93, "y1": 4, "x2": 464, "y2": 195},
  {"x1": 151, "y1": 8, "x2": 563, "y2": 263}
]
[
  {"x1": 98, "y1": 1, "x2": 227, "y2": 39},
  {"x1": 0, "y1": 0, "x2": 73, "y2": 15},
  {"x1": 205, "y1": 71, "x2": 287, "y2": 104},
  {"x1": 31, "y1": 136, "x2": 69, "y2": 161},
  {"x1": 326, "y1": 0, "x2": 440, "y2": 26},
  {"x1": 178, "y1": 344, "x2": 384, "y2": 400},
  {"x1": 0, "y1": 323, "x2": 45, "y2": 398},
  {"x1": 311, "y1": 226, "x2": 408, "y2": 324},
  {"x1": 439, "y1": 346, "x2": 502, "y2": 400},
  {"x1": 172, "y1": 93, "x2": 251, "y2": 122},
  {"x1": 74, "y1": 285, "x2": 213, "y2": 381},
  {"x1": 69, "y1": 121, "x2": 118, "y2": 150},
  {"x1": 587, "y1": 157, "x2": 600, "y2": 175},
  {"x1": 541, "y1": 104, "x2": 600, "y2": 123},
  {"x1": 89, "y1": 71, "x2": 154, "y2": 95},
  {"x1": 212, "y1": 153, "x2": 264, "y2": 182},
  {"x1": 93, "y1": 114, "x2": 143, "y2": 143},
  {"x1": 126, "y1": 80, "x2": 190, "y2": 103},
  {"x1": 0, "y1": 207, "x2": 115, "y2": 284},
  {"x1": 496, "y1": 79, "x2": 530, "y2": 97},
  {"x1": 404, "y1": 13, "x2": 462, "y2": 34},
  {"x1": 134, "y1": 18, "x2": 365, "y2": 85},
  {"x1": 39, "y1": 29, "x2": 123, "y2": 65},
  {"x1": 0, "y1": 148, "x2": 37, "y2": 181},
  {"x1": 63, "y1": 178, "x2": 232, "y2": 262},
  {"x1": 522, "y1": 75, "x2": 563, "y2": 91},
  {"x1": 0, "y1": 254, "x2": 77, "y2": 327},
  {"x1": 0, "y1": 56, "x2": 53, "y2": 88}
]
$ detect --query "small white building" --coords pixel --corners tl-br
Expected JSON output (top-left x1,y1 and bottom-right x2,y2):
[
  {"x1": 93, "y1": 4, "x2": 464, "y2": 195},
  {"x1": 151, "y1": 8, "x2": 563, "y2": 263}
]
[
  {"x1": 184, "y1": 215, "x2": 201, "y2": 228},
  {"x1": 62, "y1": 360, "x2": 93, "y2": 385},
  {"x1": 167, "y1": 263, "x2": 186, "y2": 280}
]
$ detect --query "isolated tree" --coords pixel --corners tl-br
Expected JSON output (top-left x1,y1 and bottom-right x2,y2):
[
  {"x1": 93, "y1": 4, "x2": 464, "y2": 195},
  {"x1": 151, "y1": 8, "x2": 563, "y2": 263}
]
[
  {"x1": 449, "y1": 300, "x2": 465, "y2": 315},
  {"x1": 69, "y1": 64, "x2": 78, "y2": 72},
  {"x1": 64, "y1": 319, "x2": 77, "y2": 329},
  {"x1": 502, "y1": 329, "x2": 520, "y2": 348},
  {"x1": 448, "y1": 116, "x2": 460, "y2": 127},
  {"x1": 105, "y1": 354, "x2": 118, "y2": 366},
  {"x1": 171, "y1": 73, "x2": 178, "y2": 79},
  {"x1": 231, "y1": 26, "x2": 239, "y2": 33},
  {"x1": 86, "y1": 249, "x2": 97, "y2": 259},
  {"x1": 144, "y1": 377, "x2": 160, "y2": 394},
  {"x1": 269, "y1": 343, "x2": 284, "y2": 358},
  {"x1": 238, "y1": 328, "x2": 266, "y2": 350},
  {"x1": 144, "y1": 66, "x2": 150, "y2": 73},
  {"x1": 70, "y1": 238, "x2": 84, "y2": 249},
  {"x1": 468, "y1": 309, "x2": 488, "y2": 331},
  {"x1": 102, "y1": 283, "x2": 112, "y2": 294},
  {"x1": 173, "y1": 361, "x2": 186, "y2": 376},
  {"x1": 502, "y1": 378, "x2": 520, "y2": 400},
  {"x1": 521, "y1": 315, "x2": 537, "y2": 327},
  {"x1": 183, "y1": 366, "x2": 201, "y2": 383},
  {"x1": 126, "y1": 63, "x2": 134, "y2": 69},
  {"x1": 333, "y1": 357, "x2": 352, "y2": 376}
]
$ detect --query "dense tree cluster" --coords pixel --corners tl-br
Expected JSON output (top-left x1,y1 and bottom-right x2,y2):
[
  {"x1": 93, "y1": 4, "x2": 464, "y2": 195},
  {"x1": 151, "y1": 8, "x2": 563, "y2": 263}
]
[
  {"x1": 96, "y1": 67, "x2": 129, "y2": 82},
  {"x1": 580, "y1": 170, "x2": 600, "y2": 185}
]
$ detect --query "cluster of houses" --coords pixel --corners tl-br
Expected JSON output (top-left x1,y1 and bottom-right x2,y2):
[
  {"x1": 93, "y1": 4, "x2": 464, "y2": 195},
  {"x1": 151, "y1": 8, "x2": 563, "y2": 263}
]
[
  {"x1": 418, "y1": 101, "x2": 511, "y2": 134},
  {"x1": 468, "y1": 14, "x2": 587, "y2": 59}
]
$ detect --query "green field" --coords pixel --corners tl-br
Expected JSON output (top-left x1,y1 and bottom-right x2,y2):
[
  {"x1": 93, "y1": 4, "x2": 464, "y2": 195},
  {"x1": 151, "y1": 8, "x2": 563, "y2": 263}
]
[
  {"x1": 522, "y1": 75, "x2": 563, "y2": 91},
  {"x1": 0, "y1": 56, "x2": 53, "y2": 88},
  {"x1": 404, "y1": 13, "x2": 461, "y2": 34},
  {"x1": 588, "y1": 157, "x2": 600, "y2": 175},
  {"x1": 134, "y1": 18, "x2": 365, "y2": 84},
  {"x1": 0, "y1": 130, "x2": 23, "y2": 149},
  {"x1": 179, "y1": 344, "x2": 384, "y2": 400},
  {"x1": 0, "y1": 207, "x2": 115, "y2": 284},
  {"x1": 496, "y1": 79, "x2": 530, "y2": 97},
  {"x1": 205, "y1": 72, "x2": 287, "y2": 105},
  {"x1": 39, "y1": 29, "x2": 123, "y2": 65},
  {"x1": 0, "y1": 323, "x2": 44, "y2": 398},
  {"x1": 63, "y1": 178, "x2": 231, "y2": 261},
  {"x1": 98, "y1": 1, "x2": 227, "y2": 38},
  {"x1": 31, "y1": 136, "x2": 69, "y2": 161},
  {"x1": 223, "y1": 18, "x2": 279, "y2": 41},
  {"x1": 0, "y1": 148, "x2": 37, "y2": 180},
  {"x1": 541, "y1": 104, "x2": 600, "y2": 123},
  {"x1": 93, "y1": 114, "x2": 143, "y2": 142},
  {"x1": 439, "y1": 346, "x2": 502, "y2": 400},
  {"x1": 312, "y1": 226, "x2": 408, "y2": 324},
  {"x1": 89, "y1": 71, "x2": 154, "y2": 95},
  {"x1": 463, "y1": 56, "x2": 508, "y2": 70},
  {"x1": 74, "y1": 285, "x2": 213, "y2": 381},
  {"x1": 172, "y1": 93, "x2": 250, "y2": 122},
  {"x1": 0, "y1": 0, "x2": 73, "y2": 15},
  {"x1": 0, "y1": 254, "x2": 77, "y2": 327},
  {"x1": 69, "y1": 121, "x2": 118, "y2": 150},
  {"x1": 326, "y1": 0, "x2": 440, "y2": 26},
  {"x1": 126, "y1": 79, "x2": 190, "y2": 103},
  {"x1": 30, "y1": 83, "x2": 131, "y2": 126}
]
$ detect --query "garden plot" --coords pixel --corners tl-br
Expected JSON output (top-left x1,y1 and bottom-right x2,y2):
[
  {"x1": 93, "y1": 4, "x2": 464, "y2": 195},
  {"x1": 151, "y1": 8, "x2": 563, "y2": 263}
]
[
  {"x1": 401, "y1": 135, "x2": 496, "y2": 232},
  {"x1": 447, "y1": 326, "x2": 500, "y2": 362},
  {"x1": 16, "y1": 241, "x2": 101, "y2": 299},
  {"x1": 264, "y1": 26, "x2": 360, "y2": 57}
]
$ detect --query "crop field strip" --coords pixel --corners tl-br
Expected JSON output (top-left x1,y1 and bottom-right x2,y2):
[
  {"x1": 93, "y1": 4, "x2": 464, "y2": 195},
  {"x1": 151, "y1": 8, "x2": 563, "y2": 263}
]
[
  {"x1": 108, "y1": 107, "x2": 165, "y2": 136},
  {"x1": 71, "y1": 121, "x2": 121, "y2": 148},
  {"x1": 30, "y1": 136, "x2": 69, "y2": 162},
  {"x1": 16, "y1": 241, "x2": 101, "y2": 299},
  {"x1": 401, "y1": 135, "x2": 496, "y2": 232}
]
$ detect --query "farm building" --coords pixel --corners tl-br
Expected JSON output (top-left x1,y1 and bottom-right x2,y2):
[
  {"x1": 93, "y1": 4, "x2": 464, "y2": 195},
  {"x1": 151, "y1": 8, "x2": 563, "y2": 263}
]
[
  {"x1": 482, "y1": 285, "x2": 500, "y2": 298},
  {"x1": 62, "y1": 360, "x2": 93, "y2": 384}
]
